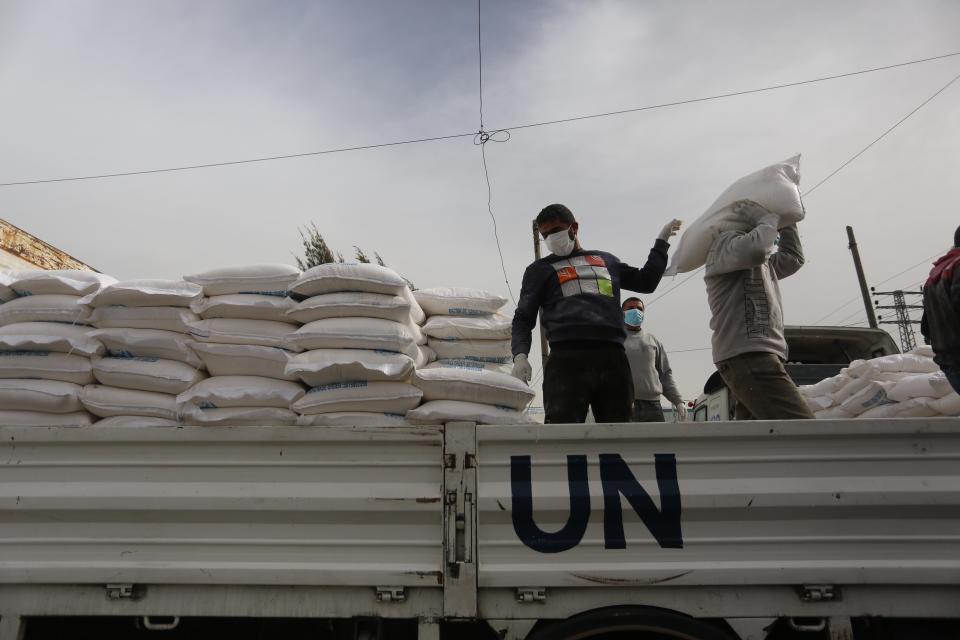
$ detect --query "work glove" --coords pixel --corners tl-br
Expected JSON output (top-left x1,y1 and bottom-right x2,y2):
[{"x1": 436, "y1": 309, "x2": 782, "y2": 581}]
[
  {"x1": 673, "y1": 402, "x2": 688, "y2": 422},
  {"x1": 511, "y1": 353, "x2": 532, "y2": 384},
  {"x1": 658, "y1": 218, "x2": 683, "y2": 242},
  {"x1": 732, "y1": 200, "x2": 779, "y2": 229}
]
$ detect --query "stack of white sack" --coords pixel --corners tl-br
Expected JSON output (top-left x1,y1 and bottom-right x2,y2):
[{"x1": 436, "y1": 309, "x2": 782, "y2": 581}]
[
  {"x1": 79, "y1": 280, "x2": 208, "y2": 426},
  {"x1": 799, "y1": 346, "x2": 959, "y2": 419},
  {"x1": 177, "y1": 264, "x2": 304, "y2": 426},
  {"x1": 407, "y1": 287, "x2": 533, "y2": 424},
  {"x1": 284, "y1": 263, "x2": 428, "y2": 426},
  {"x1": 0, "y1": 270, "x2": 113, "y2": 426}
]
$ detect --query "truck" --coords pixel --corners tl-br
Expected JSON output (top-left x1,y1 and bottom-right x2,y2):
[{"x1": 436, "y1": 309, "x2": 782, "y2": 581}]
[{"x1": 2, "y1": 416, "x2": 959, "y2": 640}]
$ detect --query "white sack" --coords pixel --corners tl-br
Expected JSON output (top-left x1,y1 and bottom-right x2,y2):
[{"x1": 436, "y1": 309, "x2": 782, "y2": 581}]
[
  {"x1": 92, "y1": 356, "x2": 206, "y2": 395},
  {"x1": 88, "y1": 306, "x2": 200, "y2": 333},
  {"x1": 858, "y1": 398, "x2": 938, "y2": 419},
  {"x1": 422, "y1": 314, "x2": 511, "y2": 340},
  {"x1": 0, "y1": 276, "x2": 14, "y2": 302},
  {"x1": 425, "y1": 359, "x2": 513, "y2": 375},
  {"x1": 80, "y1": 385, "x2": 178, "y2": 420},
  {"x1": 293, "y1": 380, "x2": 422, "y2": 415},
  {"x1": 190, "y1": 342, "x2": 296, "y2": 380},
  {"x1": 186, "y1": 318, "x2": 300, "y2": 351},
  {"x1": 847, "y1": 354, "x2": 939, "y2": 376},
  {"x1": 839, "y1": 380, "x2": 895, "y2": 416},
  {"x1": 804, "y1": 395, "x2": 834, "y2": 413},
  {"x1": 177, "y1": 376, "x2": 305, "y2": 409},
  {"x1": 291, "y1": 317, "x2": 419, "y2": 358},
  {"x1": 0, "y1": 352, "x2": 94, "y2": 384},
  {"x1": 286, "y1": 349, "x2": 415, "y2": 386},
  {"x1": 0, "y1": 322, "x2": 103, "y2": 356},
  {"x1": 931, "y1": 392, "x2": 960, "y2": 417},
  {"x1": 180, "y1": 405, "x2": 297, "y2": 426},
  {"x1": 296, "y1": 412, "x2": 410, "y2": 427},
  {"x1": 427, "y1": 338, "x2": 512, "y2": 363},
  {"x1": 666, "y1": 155, "x2": 805, "y2": 275},
  {"x1": 289, "y1": 263, "x2": 407, "y2": 298},
  {"x1": 0, "y1": 379, "x2": 83, "y2": 413},
  {"x1": 829, "y1": 372, "x2": 877, "y2": 405},
  {"x1": 80, "y1": 279, "x2": 202, "y2": 308},
  {"x1": 0, "y1": 410, "x2": 94, "y2": 427},
  {"x1": 89, "y1": 327, "x2": 203, "y2": 367},
  {"x1": 183, "y1": 264, "x2": 300, "y2": 296},
  {"x1": 406, "y1": 400, "x2": 535, "y2": 425},
  {"x1": 190, "y1": 294, "x2": 297, "y2": 322},
  {"x1": 286, "y1": 292, "x2": 411, "y2": 324},
  {"x1": 400, "y1": 286, "x2": 425, "y2": 325},
  {"x1": 887, "y1": 371, "x2": 953, "y2": 402},
  {"x1": 798, "y1": 375, "x2": 845, "y2": 398},
  {"x1": 0, "y1": 295, "x2": 88, "y2": 326},
  {"x1": 7, "y1": 270, "x2": 116, "y2": 296},
  {"x1": 412, "y1": 367, "x2": 534, "y2": 411},
  {"x1": 910, "y1": 345, "x2": 935, "y2": 359},
  {"x1": 413, "y1": 287, "x2": 507, "y2": 317},
  {"x1": 94, "y1": 416, "x2": 180, "y2": 427}
]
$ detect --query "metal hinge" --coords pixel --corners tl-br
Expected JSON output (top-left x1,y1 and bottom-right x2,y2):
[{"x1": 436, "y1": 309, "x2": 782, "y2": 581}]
[
  {"x1": 376, "y1": 586, "x2": 406, "y2": 603},
  {"x1": 105, "y1": 584, "x2": 140, "y2": 600},
  {"x1": 516, "y1": 587, "x2": 546, "y2": 603},
  {"x1": 798, "y1": 584, "x2": 839, "y2": 602}
]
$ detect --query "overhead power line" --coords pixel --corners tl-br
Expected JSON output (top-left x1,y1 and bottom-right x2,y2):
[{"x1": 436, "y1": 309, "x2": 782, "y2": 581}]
[{"x1": 1, "y1": 51, "x2": 958, "y2": 187}]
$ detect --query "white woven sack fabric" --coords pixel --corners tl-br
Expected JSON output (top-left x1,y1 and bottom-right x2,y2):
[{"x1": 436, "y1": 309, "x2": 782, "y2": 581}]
[
  {"x1": 190, "y1": 342, "x2": 296, "y2": 380},
  {"x1": 0, "y1": 295, "x2": 89, "y2": 326},
  {"x1": 427, "y1": 338, "x2": 512, "y2": 363},
  {"x1": 296, "y1": 412, "x2": 410, "y2": 427},
  {"x1": 94, "y1": 416, "x2": 180, "y2": 427},
  {"x1": 886, "y1": 371, "x2": 953, "y2": 402},
  {"x1": 92, "y1": 356, "x2": 206, "y2": 395},
  {"x1": 88, "y1": 306, "x2": 200, "y2": 333},
  {"x1": 412, "y1": 367, "x2": 534, "y2": 411},
  {"x1": 289, "y1": 263, "x2": 407, "y2": 298},
  {"x1": 0, "y1": 379, "x2": 83, "y2": 413},
  {"x1": 0, "y1": 322, "x2": 103, "y2": 356},
  {"x1": 177, "y1": 376, "x2": 304, "y2": 409},
  {"x1": 285, "y1": 349, "x2": 415, "y2": 387},
  {"x1": 80, "y1": 280, "x2": 203, "y2": 308},
  {"x1": 80, "y1": 385, "x2": 178, "y2": 420},
  {"x1": 0, "y1": 275, "x2": 14, "y2": 302},
  {"x1": 858, "y1": 397, "x2": 938, "y2": 419},
  {"x1": 413, "y1": 345, "x2": 436, "y2": 369},
  {"x1": 910, "y1": 345, "x2": 935, "y2": 358},
  {"x1": 406, "y1": 400, "x2": 535, "y2": 425},
  {"x1": 931, "y1": 392, "x2": 960, "y2": 416},
  {"x1": 798, "y1": 375, "x2": 845, "y2": 398},
  {"x1": 0, "y1": 410, "x2": 94, "y2": 427},
  {"x1": 401, "y1": 286, "x2": 425, "y2": 325},
  {"x1": 7, "y1": 269, "x2": 117, "y2": 296},
  {"x1": 0, "y1": 352, "x2": 94, "y2": 384},
  {"x1": 180, "y1": 405, "x2": 297, "y2": 426},
  {"x1": 89, "y1": 328, "x2": 203, "y2": 367},
  {"x1": 190, "y1": 294, "x2": 297, "y2": 322},
  {"x1": 847, "y1": 354, "x2": 939, "y2": 376},
  {"x1": 828, "y1": 372, "x2": 876, "y2": 405},
  {"x1": 839, "y1": 380, "x2": 895, "y2": 416},
  {"x1": 803, "y1": 395, "x2": 834, "y2": 413},
  {"x1": 291, "y1": 317, "x2": 419, "y2": 358},
  {"x1": 186, "y1": 318, "x2": 301, "y2": 351},
  {"x1": 413, "y1": 287, "x2": 506, "y2": 317},
  {"x1": 286, "y1": 292, "x2": 411, "y2": 324},
  {"x1": 183, "y1": 264, "x2": 300, "y2": 296},
  {"x1": 422, "y1": 314, "x2": 511, "y2": 340},
  {"x1": 666, "y1": 155, "x2": 805, "y2": 275},
  {"x1": 425, "y1": 359, "x2": 512, "y2": 375},
  {"x1": 292, "y1": 381, "x2": 422, "y2": 415}
]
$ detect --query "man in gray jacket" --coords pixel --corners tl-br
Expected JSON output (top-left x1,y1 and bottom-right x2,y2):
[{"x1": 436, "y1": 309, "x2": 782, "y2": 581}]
[
  {"x1": 622, "y1": 297, "x2": 686, "y2": 422},
  {"x1": 705, "y1": 200, "x2": 814, "y2": 420}
]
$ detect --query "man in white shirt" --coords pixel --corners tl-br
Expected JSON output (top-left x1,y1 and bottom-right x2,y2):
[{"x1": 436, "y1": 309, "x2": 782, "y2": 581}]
[{"x1": 622, "y1": 297, "x2": 686, "y2": 422}]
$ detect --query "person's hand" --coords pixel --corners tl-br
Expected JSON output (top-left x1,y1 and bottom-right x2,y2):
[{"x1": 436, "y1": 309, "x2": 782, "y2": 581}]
[
  {"x1": 658, "y1": 218, "x2": 683, "y2": 241},
  {"x1": 732, "y1": 200, "x2": 778, "y2": 228},
  {"x1": 511, "y1": 354, "x2": 532, "y2": 384},
  {"x1": 673, "y1": 402, "x2": 688, "y2": 422}
]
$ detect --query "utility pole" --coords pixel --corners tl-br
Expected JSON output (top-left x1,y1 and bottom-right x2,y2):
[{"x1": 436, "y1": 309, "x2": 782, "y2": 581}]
[
  {"x1": 872, "y1": 288, "x2": 923, "y2": 351},
  {"x1": 846, "y1": 226, "x2": 878, "y2": 329},
  {"x1": 532, "y1": 220, "x2": 549, "y2": 371}
]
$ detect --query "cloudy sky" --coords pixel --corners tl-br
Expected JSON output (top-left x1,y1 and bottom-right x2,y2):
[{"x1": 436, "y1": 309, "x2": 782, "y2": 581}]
[{"x1": 1, "y1": 0, "x2": 958, "y2": 403}]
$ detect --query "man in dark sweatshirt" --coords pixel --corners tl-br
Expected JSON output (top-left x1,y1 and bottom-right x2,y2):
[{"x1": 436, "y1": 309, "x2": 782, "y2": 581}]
[
  {"x1": 511, "y1": 203, "x2": 680, "y2": 423},
  {"x1": 921, "y1": 226, "x2": 960, "y2": 394}
]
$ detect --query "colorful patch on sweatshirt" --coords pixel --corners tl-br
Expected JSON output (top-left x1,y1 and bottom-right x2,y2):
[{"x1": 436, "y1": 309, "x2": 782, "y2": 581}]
[{"x1": 551, "y1": 254, "x2": 613, "y2": 297}]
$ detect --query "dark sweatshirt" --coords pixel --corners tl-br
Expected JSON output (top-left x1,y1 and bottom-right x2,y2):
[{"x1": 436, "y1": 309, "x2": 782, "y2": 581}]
[
  {"x1": 511, "y1": 240, "x2": 669, "y2": 356},
  {"x1": 921, "y1": 247, "x2": 960, "y2": 370}
]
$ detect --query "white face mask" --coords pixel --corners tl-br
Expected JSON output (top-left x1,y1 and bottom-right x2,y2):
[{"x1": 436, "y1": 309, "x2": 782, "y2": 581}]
[{"x1": 545, "y1": 229, "x2": 576, "y2": 257}]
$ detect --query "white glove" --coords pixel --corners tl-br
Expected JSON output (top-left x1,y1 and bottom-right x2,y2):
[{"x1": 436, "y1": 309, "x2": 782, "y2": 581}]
[
  {"x1": 673, "y1": 402, "x2": 688, "y2": 422},
  {"x1": 511, "y1": 354, "x2": 532, "y2": 384},
  {"x1": 732, "y1": 200, "x2": 778, "y2": 228},
  {"x1": 657, "y1": 218, "x2": 683, "y2": 241}
]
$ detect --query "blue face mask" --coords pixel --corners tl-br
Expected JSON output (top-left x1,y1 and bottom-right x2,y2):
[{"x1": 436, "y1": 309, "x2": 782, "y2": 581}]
[{"x1": 624, "y1": 308, "x2": 644, "y2": 327}]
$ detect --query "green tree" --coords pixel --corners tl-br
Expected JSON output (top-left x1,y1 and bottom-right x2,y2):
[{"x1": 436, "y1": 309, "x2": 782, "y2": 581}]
[{"x1": 295, "y1": 223, "x2": 340, "y2": 270}]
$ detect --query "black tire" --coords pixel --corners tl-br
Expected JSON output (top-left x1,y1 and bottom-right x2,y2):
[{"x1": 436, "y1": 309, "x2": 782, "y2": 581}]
[{"x1": 529, "y1": 607, "x2": 734, "y2": 640}]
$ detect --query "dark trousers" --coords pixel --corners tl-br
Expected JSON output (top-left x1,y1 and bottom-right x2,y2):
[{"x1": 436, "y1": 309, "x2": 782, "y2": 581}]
[
  {"x1": 942, "y1": 365, "x2": 960, "y2": 396},
  {"x1": 543, "y1": 343, "x2": 633, "y2": 424},
  {"x1": 716, "y1": 352, "x2": 815, "y2": 420},
  {"x1": 631, "y1": 400, "x2": 665, "y2": 422}
]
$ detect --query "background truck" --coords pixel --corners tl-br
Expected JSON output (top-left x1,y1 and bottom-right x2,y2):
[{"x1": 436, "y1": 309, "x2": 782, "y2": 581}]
[{"x1": 2, "y1": 417, "x2": 959, "y2": 640}]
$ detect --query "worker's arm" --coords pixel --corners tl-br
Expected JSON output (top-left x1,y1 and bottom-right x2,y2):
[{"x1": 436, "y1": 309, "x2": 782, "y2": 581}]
[
  {"x1": 706, "y1": 218, "x2": 779, "y2": 276},
  {"x1": 619, "y1": 239, "x2": 670, "y2": 293},
  {"x1": 951, "y1": 268, "x2": 960, "y2": 317},
  {"x1": 511, "y1": 263, "x2": 546, "y2": 357},
  {"x1": 769, "y1": 223, "x2": 805, "y2": 280},
  {"x1": 655, "y1": 338, "x2": 683, "y2": 406}
]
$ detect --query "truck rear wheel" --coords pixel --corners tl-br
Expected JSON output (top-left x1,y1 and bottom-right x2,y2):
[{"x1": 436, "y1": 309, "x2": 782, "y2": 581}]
[{"x1": 529, "y1": 608, "x2": 733, "y2": 640}]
